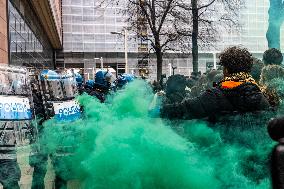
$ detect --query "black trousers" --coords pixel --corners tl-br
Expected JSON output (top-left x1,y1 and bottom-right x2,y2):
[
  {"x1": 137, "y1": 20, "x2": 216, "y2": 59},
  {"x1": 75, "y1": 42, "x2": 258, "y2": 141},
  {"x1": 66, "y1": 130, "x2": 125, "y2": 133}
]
[
  {"x1": 29, "y1": 144, "x2": 48, "y2": 189},
  {"x1": 0, "y1": 159, "x2": 20, "y2": 189}
]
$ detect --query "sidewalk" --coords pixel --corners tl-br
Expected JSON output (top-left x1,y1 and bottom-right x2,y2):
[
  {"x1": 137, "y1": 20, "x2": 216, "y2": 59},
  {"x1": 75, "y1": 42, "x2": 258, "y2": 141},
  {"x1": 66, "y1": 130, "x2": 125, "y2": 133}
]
[{"x1": 0, "y1": 146, "x2": 55, "y2": 189}]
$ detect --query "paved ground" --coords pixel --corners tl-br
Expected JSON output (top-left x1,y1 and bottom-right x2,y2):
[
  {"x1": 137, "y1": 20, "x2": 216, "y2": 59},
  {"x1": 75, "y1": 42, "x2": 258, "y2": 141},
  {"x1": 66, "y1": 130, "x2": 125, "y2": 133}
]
[
  {"x1": 0, "y1": 146, "x2": 80, "y2": 189},
  {"x1": 0, "y1": 146, "x2": 55, "y2": 189}
]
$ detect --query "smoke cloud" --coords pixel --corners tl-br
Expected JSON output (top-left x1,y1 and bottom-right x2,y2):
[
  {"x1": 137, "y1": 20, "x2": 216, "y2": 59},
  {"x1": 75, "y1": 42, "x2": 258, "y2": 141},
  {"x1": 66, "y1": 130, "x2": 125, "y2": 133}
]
[{"x1": 38, "y1": 80, "x2": 277, "y2": 189}]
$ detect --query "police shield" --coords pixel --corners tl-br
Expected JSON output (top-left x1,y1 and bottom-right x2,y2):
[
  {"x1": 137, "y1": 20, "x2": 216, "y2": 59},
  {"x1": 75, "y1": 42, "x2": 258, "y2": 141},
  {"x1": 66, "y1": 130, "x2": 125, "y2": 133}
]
[
  {"x1": 39, "y1": 69, "x2": 81, "y2": 185},
  {"x1": 39, "y1": 69, "x2": 81, "y2": 121},
  {"x1": 0, "y1": 65, "x2": 34, "y2": 159}
]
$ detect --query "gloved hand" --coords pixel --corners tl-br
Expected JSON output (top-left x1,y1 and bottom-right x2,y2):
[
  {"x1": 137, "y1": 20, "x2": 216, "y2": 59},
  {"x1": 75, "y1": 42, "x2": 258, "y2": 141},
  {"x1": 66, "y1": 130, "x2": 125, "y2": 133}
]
[
  {"x1": 148, "y1": 91, "x2": 165, "y2": 118},
  {"x1": 268, "y1": 116, "x2": 284, "y2": 141}
]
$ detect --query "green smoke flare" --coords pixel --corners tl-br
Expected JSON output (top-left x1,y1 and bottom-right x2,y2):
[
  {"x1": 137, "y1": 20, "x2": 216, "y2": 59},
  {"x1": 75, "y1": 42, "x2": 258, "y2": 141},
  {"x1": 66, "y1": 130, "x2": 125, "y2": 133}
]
[{"x1": 39, "y1": 80, "x2": 276, "y2": 189}]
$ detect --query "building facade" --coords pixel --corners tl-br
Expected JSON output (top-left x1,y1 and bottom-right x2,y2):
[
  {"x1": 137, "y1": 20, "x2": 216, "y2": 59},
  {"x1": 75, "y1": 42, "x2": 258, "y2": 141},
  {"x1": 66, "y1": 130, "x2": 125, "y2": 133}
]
[
  {"x1": 0, "y1": 0, "x2": 63, "y2": 69},
  {"x1": 0, "y1": 0, "x2": 8, "y2": 64},
  {"x1": 58, "y1": 0, "x2": 136, "y2": 79},
  {"x1": 59, "y1": 0, "x2": 284, "y2": 80}
]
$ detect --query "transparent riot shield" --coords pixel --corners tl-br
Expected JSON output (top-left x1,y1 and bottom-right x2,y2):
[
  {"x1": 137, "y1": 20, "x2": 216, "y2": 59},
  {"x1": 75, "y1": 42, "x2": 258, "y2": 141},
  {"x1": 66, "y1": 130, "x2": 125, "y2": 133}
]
[
  {"x1": 0, "y1": 65, "x2": 34, "y2": 151},
  {"x1": 62, "y1": 70, "x2": 78, "y2": 99},
  {"x1": 39, "y1": 70, "x2": 64, "y2": 101},
  {"x1": 39, "y1": 69, "x2": 81, "y2": 184},
  {"x1": 39, "y1": 69, "x2": 81, "y2": 121}
]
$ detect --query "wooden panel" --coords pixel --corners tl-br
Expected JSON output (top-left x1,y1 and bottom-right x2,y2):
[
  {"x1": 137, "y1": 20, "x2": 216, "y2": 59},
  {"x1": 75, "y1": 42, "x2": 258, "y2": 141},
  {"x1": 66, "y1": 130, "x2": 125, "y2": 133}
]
[
  {"x1": 0, "y1": 17, "x2": 7, "y2": 37},
  {"x1": 0, "y1": 0, "x2": 8, "y2": 64},
  {"x1": 0, "y1": 0, "x2": 7, "y2": 22},
  {"x1": 0, "y1": 33, "x2": 8, "y2": 52},
  {"x1": 0, "y1": 49, "x2": 8, "y2": 64}
]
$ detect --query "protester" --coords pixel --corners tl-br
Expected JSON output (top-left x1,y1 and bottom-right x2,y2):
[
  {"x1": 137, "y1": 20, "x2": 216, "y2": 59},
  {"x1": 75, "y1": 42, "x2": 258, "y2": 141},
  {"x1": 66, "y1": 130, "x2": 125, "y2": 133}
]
[
  {"x1": 259, "y1": 49, "x2": 284, "y2": 107},
  {"x1": 164, "y1": 74, "x2": 188, "y2": 104},
  {"x1": 260, "y1": 65, "x2": 284, "y2": 86},
  {"x1": 268, "y1": 117, "x2": 284, "y2": 189},
  {"x1": 154, "y1": 46, "x2": 270, "y2": 119},
  {"x1": 263, "y1": 48, "x2": 283, "y2": 66},
  {"x1": 251, "y1": 57, "x2": 264, "y2": 83}
]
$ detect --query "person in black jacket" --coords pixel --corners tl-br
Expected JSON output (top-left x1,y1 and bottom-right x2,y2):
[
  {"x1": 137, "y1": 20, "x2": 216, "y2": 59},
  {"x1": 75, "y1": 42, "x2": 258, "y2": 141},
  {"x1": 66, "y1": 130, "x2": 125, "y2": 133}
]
[
  {"x1": 29, "y1": 81, "x2": 48, "y2": 189},
  {"x1": 160, "y1": 46, "x2": 270, "y2": 119},
  {"x1": 263, "y1": 48, "x2": 283, "y2": 66},
  {"x1": 267, "y1": 116, "x2": 284, "y2": 189}
]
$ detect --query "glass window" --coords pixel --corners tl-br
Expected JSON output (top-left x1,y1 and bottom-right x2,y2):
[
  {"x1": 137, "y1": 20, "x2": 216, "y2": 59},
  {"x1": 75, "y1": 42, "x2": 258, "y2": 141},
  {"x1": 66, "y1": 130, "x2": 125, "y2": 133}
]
[
  {"x1": 63, "y1": 15, "x2": 72, "y2": 23},
  {"x1": 63, "y1": 23, "x2": 72, "y2": 32},
  {"x1": 63, "y1": 6, "x2": 71, "y2": 14},
  {"x1": 83, "y1": 25, "x2": 94, "y2": 33},
  {"x1": 71, "y1": 0, "x2": 82, "y2": 6},
  {"x1": 82, "y1": 16, "x2": 94, "y2": 23},
  {"x1": 83, "y1": 8, "x2": 94, "y2": 16},
  {"x1": 72, "y1": 16, "x2": 82, "y2": 24},
  {"x1": 72, "y1": 34, "x2": 83, "y2": 41},
  {"x1": 84, "y1": 34, "x2": 95, "y2": 42},
  {"x1": 83, "y1": 0, "x2": 94, "y2": 6},
  {"x1": 72, "y1": 25, "x2": 83, "y2": 33},
  {"x1": 95, "y1": 34, "x2": 105, "y2": 42},
  {"x1": 73, "y1": 42, "x2": 83, "y2": 51},
  {"x1": 71, "y1": 7, "x2": 82, "y2": 15},
  {"x1": 94, "y1": 25, "x2": 105, "y2": 33},
  {"x1": 84, "y1": 43, "x2": 95, "y2": 52},
  {"x1": 94, "y1": 43, "x2": 105, "y2": 52},
  {"x1": 94, "y1": 17, "x2": 105, "y2": 24},
  {"x1": 8, "y1": 1, "x2": 53, "y2": 68}
]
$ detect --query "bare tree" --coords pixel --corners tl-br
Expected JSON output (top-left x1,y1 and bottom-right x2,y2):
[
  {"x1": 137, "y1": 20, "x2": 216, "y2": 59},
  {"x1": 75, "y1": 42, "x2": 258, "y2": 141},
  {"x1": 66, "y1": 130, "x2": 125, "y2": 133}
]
[
  {"x1": 266, "y1": 0, "x2": 284, "y2": 49},
  {"x1": 103, "y1": 0, "x2": 243, "y2": 80},
  {"x1": 125, "y1": 0, "x2": 191, "y2": 81},
  {"x1": 187, "y1": 0, "x2": 243, "y2": 73}
]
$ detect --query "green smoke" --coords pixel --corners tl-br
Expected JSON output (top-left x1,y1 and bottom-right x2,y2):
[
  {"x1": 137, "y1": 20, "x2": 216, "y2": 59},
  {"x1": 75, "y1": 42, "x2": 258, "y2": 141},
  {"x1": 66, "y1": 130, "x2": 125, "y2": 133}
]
[{"x1": 39, "y1": 80, "x2": 276, "y2": 189}]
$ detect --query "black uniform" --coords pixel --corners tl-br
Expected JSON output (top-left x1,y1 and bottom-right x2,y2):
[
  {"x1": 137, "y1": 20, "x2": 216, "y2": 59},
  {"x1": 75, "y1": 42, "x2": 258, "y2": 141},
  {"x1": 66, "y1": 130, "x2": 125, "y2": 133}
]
[
  {"x1": 29, "y1": 89, "x2": 48, "y2": 189},
  {"x1": 268, "y1": 117, "x2": 284, "y2": 189},
  {"x1": 0, "y1": 123, "x2": 21, "y2": 189},
  {"x1": 161, "y1": 82, "x2": 270, "y2": 120},
  {"x1": 0, "y1": 160, "x2": 20, "y2": 189}
]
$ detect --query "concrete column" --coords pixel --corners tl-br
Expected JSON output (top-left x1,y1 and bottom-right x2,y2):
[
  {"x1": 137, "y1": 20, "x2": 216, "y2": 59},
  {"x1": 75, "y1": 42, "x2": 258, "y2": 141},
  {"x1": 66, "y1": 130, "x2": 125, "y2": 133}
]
[
  {"x1": 213, "y1": 52, "x2": 217, "y2": 70},
  {"x1": 0, "y1": 0, "x2": 8, "y2": 64}
]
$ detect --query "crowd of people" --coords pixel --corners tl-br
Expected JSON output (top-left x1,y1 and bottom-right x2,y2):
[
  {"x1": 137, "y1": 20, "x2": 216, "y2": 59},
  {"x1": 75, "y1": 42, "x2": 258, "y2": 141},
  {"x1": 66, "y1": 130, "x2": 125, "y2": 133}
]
[
  {"x1": 77, "y1": 71, "x2": 135, "y2": 103},
  {"x1": 150, "y1": 47, "x2": 284, "y2": 120},
  {"x1": 149, "y1": 46, "x2": 284, "y2": 188},
  {"x1": 1, "y1": 46, "x2": 284, "y2": 189}
]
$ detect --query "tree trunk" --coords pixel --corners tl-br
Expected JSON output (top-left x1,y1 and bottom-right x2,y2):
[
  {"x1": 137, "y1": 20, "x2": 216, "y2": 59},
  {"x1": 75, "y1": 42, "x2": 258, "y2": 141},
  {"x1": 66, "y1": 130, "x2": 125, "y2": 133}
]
[
  {"x1": 156, "y1": 48, "x2": 163, "y2": 82},
  {"x1": 191, "y1": 0, "x2": 199, "y2": 73},
  {"x1": 267, "y1": 0, "x2": 284, "y2": 49}
]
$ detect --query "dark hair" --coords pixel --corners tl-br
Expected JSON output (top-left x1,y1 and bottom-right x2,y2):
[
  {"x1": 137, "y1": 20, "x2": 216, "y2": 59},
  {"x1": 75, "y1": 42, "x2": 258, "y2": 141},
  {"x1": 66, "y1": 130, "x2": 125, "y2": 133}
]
[
  {"x1": 250, "y1": 57, "x2": 264, "y2": 82},
  {"x1": 263, "y1": 48, "x2": 283, "y2": 65},
  {"x1": 268, "y1": 117, "x2": 284, "y2": 141},
  {"x1": 219, "y1": 46, "x2": 253, "y2": 74}
]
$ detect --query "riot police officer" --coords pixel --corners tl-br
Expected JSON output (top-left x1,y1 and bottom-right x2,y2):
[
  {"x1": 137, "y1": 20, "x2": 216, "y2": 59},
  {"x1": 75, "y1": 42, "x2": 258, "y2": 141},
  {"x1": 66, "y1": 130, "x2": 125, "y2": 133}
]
[
  {"x1": 35, "y1": 69, "x2": 81, "y2": 189},
  {"x1": 29, "y1": 77, "x2": 48, "y2": 189},
  {"x1": 0, "y1": 65, "x2": 34, "y2": 189},
  {"x1": 84, "y1": 70, "x2": 113, "y2": 103}
]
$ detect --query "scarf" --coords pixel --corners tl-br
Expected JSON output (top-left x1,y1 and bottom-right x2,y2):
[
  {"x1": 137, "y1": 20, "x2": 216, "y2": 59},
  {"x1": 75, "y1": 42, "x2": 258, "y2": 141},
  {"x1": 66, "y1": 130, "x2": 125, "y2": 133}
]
[{"x1": 220, "y1": 72, "x2": 258, "y2": 89}]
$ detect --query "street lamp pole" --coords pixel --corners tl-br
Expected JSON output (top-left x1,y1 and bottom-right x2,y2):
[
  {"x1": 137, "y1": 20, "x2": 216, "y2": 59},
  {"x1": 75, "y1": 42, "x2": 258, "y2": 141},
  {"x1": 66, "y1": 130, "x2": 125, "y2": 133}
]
[
  {"x1": 213, "y1": 52, "x2": 217, "y2": 70},
  {"x1": 93, "y1": 58, "x2": 100, "y2": 79},
  {"x1": 168, "y1": 63, "x2": 172, "y2": 76},
  {"x1": 124, "y1": 29, "x2": 128, "y2": 74},
  {"x1": 111, "y1": 29, "x2": 128, "y2": 73},
  {"x1": 100, "y1": 57, "x2": 104, "y2": 69}
]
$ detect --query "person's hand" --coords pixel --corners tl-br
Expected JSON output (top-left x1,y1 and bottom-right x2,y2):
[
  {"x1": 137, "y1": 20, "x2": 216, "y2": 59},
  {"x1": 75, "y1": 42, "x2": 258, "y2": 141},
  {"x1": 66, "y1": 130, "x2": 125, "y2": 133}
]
[
  {"x1": 157, "y1": 90, "x2": 165, "y2": 96},
  {"x1": 268, "y1": 116, "x2": 284, "y2": 141}
]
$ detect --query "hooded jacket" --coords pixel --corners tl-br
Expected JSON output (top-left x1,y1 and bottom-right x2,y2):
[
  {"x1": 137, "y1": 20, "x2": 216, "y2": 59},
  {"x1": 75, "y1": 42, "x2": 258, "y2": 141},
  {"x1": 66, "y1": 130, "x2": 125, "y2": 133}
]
[{"x1": 160, "y1": 72, "x2": 270, "y2": 120}]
